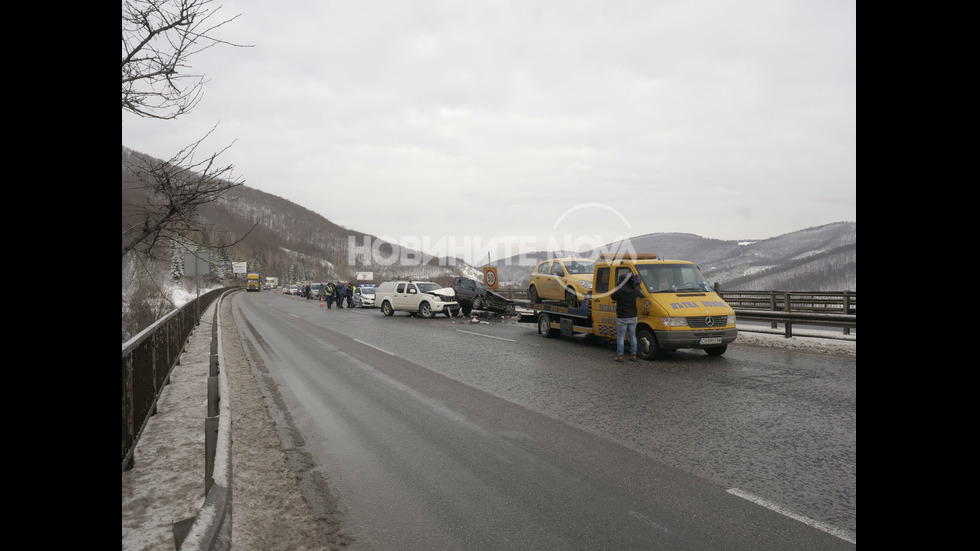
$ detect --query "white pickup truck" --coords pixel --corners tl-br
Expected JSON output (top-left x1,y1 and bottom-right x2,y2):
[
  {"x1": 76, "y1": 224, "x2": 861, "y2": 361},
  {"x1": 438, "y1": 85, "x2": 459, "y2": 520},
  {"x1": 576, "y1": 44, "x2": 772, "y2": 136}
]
[{"x1": 376, "y1": 280, "x2": 460, "y2": 318}]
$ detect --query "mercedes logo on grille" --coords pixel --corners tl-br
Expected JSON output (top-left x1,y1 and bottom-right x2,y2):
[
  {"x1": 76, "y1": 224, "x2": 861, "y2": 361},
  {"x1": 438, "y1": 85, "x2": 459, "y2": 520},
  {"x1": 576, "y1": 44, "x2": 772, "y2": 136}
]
[{"x1": 704, "y1": 316, "x2": 714, "y2": 327}]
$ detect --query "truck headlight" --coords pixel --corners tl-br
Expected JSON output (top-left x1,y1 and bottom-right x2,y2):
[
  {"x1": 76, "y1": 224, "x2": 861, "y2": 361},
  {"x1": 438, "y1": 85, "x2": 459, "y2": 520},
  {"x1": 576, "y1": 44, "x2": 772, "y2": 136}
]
[
  {"x1": 728, "y1": 314, "x2": 736, "y2": 325},
  {"x1": 660, "y1": 317, "x2": 688, "y2": 327}
]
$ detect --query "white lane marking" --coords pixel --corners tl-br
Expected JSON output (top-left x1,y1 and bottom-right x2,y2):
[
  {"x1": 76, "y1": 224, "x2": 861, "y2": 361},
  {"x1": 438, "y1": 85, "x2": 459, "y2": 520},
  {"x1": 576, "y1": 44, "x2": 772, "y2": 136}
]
[
  {"x1": 726, "y1": 488, "x2": 855, "y2": 544},
  {"x1": 454, "y1": 329, "x2": 516, "y2": 342},
  {"x1": 354, "y1": 339, "x2": 395, "y2": 356}
]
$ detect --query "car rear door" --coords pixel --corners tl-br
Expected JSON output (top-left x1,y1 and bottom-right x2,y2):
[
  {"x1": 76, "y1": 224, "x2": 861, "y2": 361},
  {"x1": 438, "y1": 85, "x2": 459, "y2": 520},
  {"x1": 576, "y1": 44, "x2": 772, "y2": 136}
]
[{"x1": 392, "y1": 282, "x2": 409, "y2": 310}]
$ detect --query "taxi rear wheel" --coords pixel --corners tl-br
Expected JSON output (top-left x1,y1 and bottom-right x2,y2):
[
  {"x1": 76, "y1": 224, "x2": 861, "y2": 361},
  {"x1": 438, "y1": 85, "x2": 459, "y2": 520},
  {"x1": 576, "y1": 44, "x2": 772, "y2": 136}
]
[{"x1": 528, "y1": 286, "x2": 539, "y2": 304}]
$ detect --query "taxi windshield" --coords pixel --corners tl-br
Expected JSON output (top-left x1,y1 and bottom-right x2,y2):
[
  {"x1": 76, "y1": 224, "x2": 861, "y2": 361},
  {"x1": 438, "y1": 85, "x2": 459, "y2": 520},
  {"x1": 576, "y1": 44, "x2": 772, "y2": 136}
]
[
  {"x1": 563, "y1": 261, "x2": 595, "y2": 275},
  {"x1": 635, "y1": 264, "x2": 712, "y2": 293}
]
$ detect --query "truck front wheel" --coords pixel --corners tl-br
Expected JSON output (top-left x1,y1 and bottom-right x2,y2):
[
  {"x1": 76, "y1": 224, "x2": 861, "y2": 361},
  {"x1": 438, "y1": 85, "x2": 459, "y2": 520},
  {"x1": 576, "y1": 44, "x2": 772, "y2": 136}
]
[
  {"x1": 419, "y1": 302, "x2": 435, "y2": 319},
  {"x1": 636, "y1": 329, "x2": 660, "y2": 360},
  {"x1": 704, "y1": 344, "x2": 728, "y2": 356}
]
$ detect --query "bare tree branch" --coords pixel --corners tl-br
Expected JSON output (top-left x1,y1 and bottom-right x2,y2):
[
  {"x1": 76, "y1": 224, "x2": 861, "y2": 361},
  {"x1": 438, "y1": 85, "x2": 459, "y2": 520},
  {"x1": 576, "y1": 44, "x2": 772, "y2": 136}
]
[
  {"x1": 122, "y1": 127, "x2": 245, "y2": 258},
  {"x1": 122, "y1": 0, "x2": 251, "y2": 120}
]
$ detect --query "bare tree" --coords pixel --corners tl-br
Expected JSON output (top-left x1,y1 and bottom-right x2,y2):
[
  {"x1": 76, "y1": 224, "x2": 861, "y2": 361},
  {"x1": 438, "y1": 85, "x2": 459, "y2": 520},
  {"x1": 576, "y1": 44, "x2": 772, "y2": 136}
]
[
  {"x1": 122, "y1": 0, "x2": 253, "y2": 260},
  {"x1": 122, "y1": 130, "x2": 246, "y2": 259},
  {"x1": 122, "y1": 0, "x2": 247, "y2": 120}
]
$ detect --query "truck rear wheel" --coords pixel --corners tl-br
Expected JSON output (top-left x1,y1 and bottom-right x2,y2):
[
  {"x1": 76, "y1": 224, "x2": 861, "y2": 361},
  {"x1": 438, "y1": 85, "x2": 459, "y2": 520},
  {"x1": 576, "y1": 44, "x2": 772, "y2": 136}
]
[
  {"x1": 636, "y1": 328, "x2": 660, "y2": 360},
  {"x1": 538, "y1": 313, "x2": 559, "y2": 338},
  {"x1": 381, "y1": 301, "x2": 394, "y2": 316}
]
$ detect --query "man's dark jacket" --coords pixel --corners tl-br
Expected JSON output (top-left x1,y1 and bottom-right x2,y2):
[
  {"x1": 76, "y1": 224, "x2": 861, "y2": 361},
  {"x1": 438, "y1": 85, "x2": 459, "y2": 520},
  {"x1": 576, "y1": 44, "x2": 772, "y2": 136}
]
[{"x1": 611, "y1": 278, "x2": 639, "y2": 318}]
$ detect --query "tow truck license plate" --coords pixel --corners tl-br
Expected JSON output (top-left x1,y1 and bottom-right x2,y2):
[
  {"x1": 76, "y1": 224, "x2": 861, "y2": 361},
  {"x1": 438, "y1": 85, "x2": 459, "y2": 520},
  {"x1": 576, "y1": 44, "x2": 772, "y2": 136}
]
[{"x1": 699, "y1": 337, "x2": 722, "y2": 345}]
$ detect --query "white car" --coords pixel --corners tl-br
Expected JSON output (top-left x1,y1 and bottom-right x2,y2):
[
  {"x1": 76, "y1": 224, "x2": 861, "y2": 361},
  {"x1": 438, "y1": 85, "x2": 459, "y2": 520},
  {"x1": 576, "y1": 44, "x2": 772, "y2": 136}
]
[
  {"x1": 375, "y1": 281, "x2": 459, "y2": 318},
  {"x1": 353, "y1": 285, "x2": 377, "y2": 308}
]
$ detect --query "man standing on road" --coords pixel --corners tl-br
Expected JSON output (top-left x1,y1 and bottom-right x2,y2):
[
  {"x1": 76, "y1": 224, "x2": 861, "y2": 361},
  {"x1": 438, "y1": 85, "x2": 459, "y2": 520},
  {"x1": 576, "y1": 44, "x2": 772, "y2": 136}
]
[
  {"x1": 325, "y1": 281, "x2": 335, "y2": 308},
  {"x1": 611, "y1": 272, "x2": 640, "y2": 362},
  {"x1": 336, "y1": 281, "x2": 346, "y2": 309}
]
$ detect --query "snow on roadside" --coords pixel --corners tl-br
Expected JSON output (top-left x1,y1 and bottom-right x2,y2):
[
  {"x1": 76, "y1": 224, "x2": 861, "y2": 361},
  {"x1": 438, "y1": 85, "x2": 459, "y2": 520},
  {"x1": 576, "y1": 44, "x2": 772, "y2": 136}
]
[{"x1": 734, "y1": 327, "x2": 855, "y2": 358}]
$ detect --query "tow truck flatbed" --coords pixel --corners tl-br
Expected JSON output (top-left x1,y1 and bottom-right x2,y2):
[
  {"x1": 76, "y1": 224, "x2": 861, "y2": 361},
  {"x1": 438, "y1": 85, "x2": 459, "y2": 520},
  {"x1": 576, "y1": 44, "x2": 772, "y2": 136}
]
[{"x1": 512, "y1": 300, "x2": 594, "y2": 335}]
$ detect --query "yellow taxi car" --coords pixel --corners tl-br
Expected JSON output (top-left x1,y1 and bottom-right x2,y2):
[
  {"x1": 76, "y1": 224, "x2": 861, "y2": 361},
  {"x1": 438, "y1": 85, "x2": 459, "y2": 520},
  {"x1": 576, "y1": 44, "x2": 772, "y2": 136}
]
[{"x1": 527, "y1": 257, "x2": 596, "y2": 307}]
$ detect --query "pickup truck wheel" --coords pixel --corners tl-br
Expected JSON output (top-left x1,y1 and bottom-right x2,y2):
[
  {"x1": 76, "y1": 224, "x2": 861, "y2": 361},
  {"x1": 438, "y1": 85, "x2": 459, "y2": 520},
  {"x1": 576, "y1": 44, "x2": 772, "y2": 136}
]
[
  {"x1": 528, "y1": 286, "x2": 539, "y2": 304},
  {"x1": 419, "y1": 302, "x2": 435, "y2": 319},
  {"x1": 704, "y1": 344, "x2": 728, "y2": 356},
  {"x1": 538, "y1": 313, "x2": 559, "y2": 338},
  {"x1": 636, "y1": 328, "x2": 660, "y2": 360},
  {"x1": 381, "y1": 301, "x2": 394, "y2": 317},
  {"x1": 472, "y1": 296, "x2": 483, "y2": 311}
]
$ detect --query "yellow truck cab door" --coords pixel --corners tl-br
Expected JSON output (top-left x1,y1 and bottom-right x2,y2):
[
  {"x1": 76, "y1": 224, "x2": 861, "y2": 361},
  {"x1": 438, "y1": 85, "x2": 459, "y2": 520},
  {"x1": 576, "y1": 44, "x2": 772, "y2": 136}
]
[
  {"x1": 592, "y1": 264, "x2": 642, "y2": 340},
  {"x1": 590, "y1": 265, "x2": 621, "y2": 340}
]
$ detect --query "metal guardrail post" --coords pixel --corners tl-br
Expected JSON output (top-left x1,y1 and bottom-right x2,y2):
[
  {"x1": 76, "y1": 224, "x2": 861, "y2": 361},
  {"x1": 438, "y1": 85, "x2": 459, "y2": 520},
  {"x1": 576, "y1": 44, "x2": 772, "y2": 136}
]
[
  {"x1": 783, "y1": 293, "x2": 793, "y2": 337},
  {"x1": 769, "y1": 291, "x2": 778, "y2": 329}
]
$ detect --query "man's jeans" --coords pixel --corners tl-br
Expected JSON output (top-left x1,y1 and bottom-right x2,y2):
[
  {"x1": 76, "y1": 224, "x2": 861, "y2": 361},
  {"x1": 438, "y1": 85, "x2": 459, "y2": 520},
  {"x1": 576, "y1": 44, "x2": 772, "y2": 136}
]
[{"x1": 616, "y1": 317, "x2": 638, "y2": 356}]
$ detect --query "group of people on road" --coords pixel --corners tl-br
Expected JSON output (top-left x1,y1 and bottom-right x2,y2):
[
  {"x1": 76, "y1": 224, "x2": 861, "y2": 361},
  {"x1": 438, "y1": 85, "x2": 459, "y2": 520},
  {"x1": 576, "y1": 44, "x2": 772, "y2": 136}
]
[{"x1": 304, "y1": 281, "x2": 356, "y2": 309}]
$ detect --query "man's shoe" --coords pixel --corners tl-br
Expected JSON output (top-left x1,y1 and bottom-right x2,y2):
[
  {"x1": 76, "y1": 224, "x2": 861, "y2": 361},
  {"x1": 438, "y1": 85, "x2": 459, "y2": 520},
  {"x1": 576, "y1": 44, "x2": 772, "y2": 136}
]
[
  {"x1": 614, "y1": 356, "x2": 624, "y2": 363},
  {"x1": 629, "y1": 355, "x2": 637, "y2": 362}
]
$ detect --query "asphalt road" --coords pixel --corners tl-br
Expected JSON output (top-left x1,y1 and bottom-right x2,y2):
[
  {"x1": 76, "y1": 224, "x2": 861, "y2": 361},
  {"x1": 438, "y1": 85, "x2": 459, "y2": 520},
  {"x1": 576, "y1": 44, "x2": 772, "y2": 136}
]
[{"x1": 230, "y1": 291, "x2": 856, "y2": 550}]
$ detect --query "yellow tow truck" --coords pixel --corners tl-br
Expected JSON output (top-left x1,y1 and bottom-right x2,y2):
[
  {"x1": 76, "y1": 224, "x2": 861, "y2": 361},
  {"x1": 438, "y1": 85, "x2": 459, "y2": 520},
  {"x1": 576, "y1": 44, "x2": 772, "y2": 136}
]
[{"x1": 517, "y1": 254, "x2": 737, "y2": 359}]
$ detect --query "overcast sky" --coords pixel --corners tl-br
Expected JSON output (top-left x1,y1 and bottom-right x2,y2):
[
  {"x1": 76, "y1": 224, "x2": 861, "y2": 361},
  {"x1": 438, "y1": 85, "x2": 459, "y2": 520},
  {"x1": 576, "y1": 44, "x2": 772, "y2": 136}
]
[{"x1": 122, "y1": 0, "x2": 856, "y2": 265}]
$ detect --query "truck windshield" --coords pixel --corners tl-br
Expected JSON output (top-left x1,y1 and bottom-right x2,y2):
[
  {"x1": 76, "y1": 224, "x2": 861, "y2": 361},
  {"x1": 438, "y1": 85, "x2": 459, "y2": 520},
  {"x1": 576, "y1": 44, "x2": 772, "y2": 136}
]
[
  {"x1": 563, "y1": 261, "x2": 595, "y2": 274},
  {"x1": 416, "y1": 283, "x2": 442, "y2": 293},
  {"x1": 635, "y1": 265, "x2": 713, "y2": 293}
]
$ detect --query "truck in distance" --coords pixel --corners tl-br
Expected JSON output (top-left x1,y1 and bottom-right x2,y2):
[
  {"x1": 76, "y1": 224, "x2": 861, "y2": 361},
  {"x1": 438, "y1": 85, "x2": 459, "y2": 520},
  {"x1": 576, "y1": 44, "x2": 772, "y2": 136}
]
[{"x1": 246, "y1": 272, "x2": 261, "y2": 292}]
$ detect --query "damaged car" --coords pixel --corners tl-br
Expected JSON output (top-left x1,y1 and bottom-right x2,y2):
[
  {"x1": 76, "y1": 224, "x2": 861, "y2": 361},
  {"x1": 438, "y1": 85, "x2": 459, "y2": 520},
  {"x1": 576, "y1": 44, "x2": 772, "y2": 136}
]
[{"x1": 451, "y1": 276, "x2": 515, "y2": 316}]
